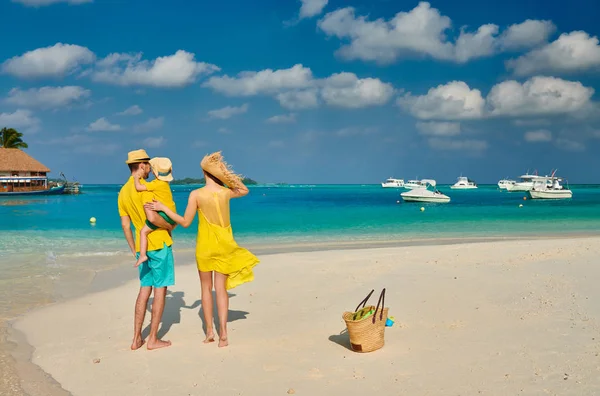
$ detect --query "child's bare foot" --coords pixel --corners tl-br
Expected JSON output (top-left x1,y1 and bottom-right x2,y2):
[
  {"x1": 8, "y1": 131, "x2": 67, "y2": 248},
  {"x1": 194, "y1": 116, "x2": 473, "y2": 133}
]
[
  {"x1": 218, "y1": 337, "x2": 228, "y2": 348},
  {"x1": 134, "y1": 255, "x2": 148, "y2": 267},
  {"x1": 147, "y1": 339, "x2": 171, "y2": 350},
  {"x1": 130, "y1": 338, "x2": 145, "y2": 350}
]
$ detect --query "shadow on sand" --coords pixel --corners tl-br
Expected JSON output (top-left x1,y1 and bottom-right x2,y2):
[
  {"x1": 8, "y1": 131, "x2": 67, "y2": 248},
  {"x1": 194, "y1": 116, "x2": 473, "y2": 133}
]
[
  {"x1": 328, "y1": 328, "x2": 352, "y2": 351},
  {"x1": 142, "y1": 290, "x2": 249, "y2": 340}
]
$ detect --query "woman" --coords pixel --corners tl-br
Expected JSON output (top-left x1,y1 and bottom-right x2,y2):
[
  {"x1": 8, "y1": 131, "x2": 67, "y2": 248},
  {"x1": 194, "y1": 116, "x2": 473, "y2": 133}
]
[{"x1": 145, "y1": 151, "x2": 259, "y2": 347}]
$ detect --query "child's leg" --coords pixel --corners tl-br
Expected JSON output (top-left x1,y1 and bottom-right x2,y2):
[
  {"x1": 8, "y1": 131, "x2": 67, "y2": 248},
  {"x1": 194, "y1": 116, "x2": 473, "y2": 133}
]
[{"x1": 135, "y1": 224, "x2": 153, "y2": 267}]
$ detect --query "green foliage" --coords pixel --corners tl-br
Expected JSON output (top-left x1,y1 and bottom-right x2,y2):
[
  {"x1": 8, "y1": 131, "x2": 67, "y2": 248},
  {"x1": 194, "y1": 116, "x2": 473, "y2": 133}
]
[{"x1": 0, "y1": 128, "x2": 28, "y2": 149}]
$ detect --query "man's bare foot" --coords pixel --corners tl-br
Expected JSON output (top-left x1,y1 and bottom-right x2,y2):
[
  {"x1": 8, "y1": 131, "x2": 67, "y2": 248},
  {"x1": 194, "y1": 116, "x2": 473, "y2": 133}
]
[
  {"x1": 203, "y1": 333, "x2": 215, "y2": 344},
  {"x1": 147, "y1": 339, "x2": 171, "y2": 350},
  {"x1": 134, "y1": 254, "x2": 148, "y2": 267},
  {"x1": 130, "y1": 338, "x2": 145, "y2": 350},
  {"x1": 218, "y1": 337, "x2": 228, "y2": 348}
]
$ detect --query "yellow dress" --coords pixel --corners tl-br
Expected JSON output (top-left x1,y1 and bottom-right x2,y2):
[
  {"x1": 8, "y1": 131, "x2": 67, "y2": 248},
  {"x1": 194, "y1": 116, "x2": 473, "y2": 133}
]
[{"x1": 195, "y1": 186, "x2": 259, "y2": 290}]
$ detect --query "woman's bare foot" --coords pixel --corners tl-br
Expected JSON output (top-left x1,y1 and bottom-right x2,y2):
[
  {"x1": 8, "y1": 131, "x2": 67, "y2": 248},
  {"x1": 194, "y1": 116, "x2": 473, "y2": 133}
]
[
  {"x1": 134, "y1": 254, "x2": 148, "y2": 267},
  {"x1": 147, "y1": 339, "x2": 171, "y2": 350},
  {"x1": 130, "y1": 338, "x2": 145, "y2": 350},
  {"x1": 218, "y1": 337, "x2": 228, "y2": 348},
  {"x1": 203, "y1": 333, "x2": 215, "y2": 344}
]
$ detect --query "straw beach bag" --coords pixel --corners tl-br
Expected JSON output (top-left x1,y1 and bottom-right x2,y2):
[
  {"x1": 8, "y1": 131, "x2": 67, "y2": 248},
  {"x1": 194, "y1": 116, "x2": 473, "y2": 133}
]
[{"x1": 342, "y1": 288, "x2": 388, "y2": 353}]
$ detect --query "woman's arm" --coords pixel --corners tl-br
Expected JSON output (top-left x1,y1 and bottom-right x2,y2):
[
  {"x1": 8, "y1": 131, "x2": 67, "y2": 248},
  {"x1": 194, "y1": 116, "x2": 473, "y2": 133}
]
[
  {"x1": 230, "y1": 180, "x2": 249, "y2": 199},
  {"x1": 145, "y1": 191, "x2": 198, "y2": 228}
]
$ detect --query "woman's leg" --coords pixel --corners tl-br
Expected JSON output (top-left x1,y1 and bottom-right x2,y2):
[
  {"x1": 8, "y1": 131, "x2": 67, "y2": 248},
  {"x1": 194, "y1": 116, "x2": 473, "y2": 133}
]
[
  {"x1": 214, "y1": 272, "x2": 229, "y2": 347},
  {"x1": 198, "y1": 270, "x2": 215, "y2": 343}
]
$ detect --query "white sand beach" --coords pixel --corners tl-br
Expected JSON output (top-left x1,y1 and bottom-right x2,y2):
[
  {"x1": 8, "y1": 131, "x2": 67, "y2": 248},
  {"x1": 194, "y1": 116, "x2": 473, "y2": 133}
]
[{"x1": 11, "y1": 237, "x2": 600, "y2": 395}]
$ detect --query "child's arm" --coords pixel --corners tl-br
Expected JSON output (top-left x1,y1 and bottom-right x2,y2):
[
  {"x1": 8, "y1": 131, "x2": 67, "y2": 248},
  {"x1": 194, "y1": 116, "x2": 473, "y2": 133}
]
[
  {"x1": 144, "y1": 191, "x2": 198, "y2": 228},
  {"x1": 134, "y1": 174, "x2": 148, "y2": 192}
]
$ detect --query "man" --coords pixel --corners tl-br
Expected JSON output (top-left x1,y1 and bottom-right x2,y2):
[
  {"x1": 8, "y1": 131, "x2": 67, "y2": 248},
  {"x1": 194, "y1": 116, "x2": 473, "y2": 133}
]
[{"x1": 118, "y1": 149, "x2": 175, "y2": 350}]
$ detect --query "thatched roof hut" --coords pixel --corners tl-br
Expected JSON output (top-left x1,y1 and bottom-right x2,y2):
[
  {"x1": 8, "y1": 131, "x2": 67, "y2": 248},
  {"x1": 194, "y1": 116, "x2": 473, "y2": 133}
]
[{"x1": 0, "y1": 148, "x2": 50, "y2": 173}]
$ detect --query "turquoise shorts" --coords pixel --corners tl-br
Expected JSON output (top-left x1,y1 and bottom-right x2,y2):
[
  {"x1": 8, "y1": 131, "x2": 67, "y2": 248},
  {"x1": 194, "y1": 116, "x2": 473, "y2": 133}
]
[{"x1": 136, "y1": 243, "x2": 175, "y2": 288}]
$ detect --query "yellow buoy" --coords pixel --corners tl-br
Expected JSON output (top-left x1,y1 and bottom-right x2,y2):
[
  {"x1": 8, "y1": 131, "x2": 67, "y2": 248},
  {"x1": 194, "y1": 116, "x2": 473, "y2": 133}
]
[
  {"x1": 90, "y1": 217, "x2": 97, "y2": 224},
  {"x1": 420, "y1": 207, "x2": 425, "y2": 212}
]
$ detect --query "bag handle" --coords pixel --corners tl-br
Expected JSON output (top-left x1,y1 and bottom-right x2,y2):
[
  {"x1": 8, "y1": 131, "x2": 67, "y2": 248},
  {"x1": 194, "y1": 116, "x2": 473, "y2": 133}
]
[
  {"x1": 372, "y1": 288, "x2": 386, "y2": 324},
  {"x1": 354, "y1": 289, "x2": 375, "y2": 312}
]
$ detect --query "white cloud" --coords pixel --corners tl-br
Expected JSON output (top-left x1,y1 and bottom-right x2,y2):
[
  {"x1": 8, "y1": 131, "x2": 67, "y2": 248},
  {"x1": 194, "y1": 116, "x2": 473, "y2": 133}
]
[
  {"x1": 506, "y1": 31, "x2": 600, "y2": 76},
  {"x1": 142, "y1": 136, "x2": 165, "y2": 148},
  {"x1": 555, "y1": 138, "x2": 585, "y2": 151},
  {"x1": 203, "y1": 64, "x2": 313, "y2": 96},
  {"x1": 207, "y1": 103, "x2": 249, "y2": 119},
  {"x1": 400, "y1": 77, "x2": 594, "y2": 120},
  {"x1": 299, "y1": 0, "x2": 328, "y2": 19},
  {"x1": 204, "y1": 64, "x2": 394, "y2": 110},
  {"x1": 487, "y1": 77, "x2": 594, "y2": 116},
  {"x1": 266, "y1": 113, "x2": 296, "y2": 123},
  {"x1": 92, "y1": 50, "x2": 220, "y2": 87},
  {"x1": 12, "y1": 0, "x2": 92, "y2": 6},
  {"x1": 2, "y1": 43, "x2": 95, "y2": 78},
  {"x1": 133, "y1": 117, "x2": 164, "y2": 133},
  {"x1": 0, "y1": 109, "x2": 41, "y2": 133},
  {"x1": 500, "y1": 20, "x2": 556, "y2": 50},
  {"x1": 6, "y1": 86, "x2": 90, "y2": 109},
  {"x1": 317, "y1": 2, "x2": 553, "y2": 64},
  {"x1": 398, "y1": 81, "x2": 485, "y2": 120},
  {"x1": 321, "y1": 72, "x2": 395, "y2": 108},
  {"x1": 524, "y1": 129, "x2": 552, "y2": 142},
  {"x1": 427, "y1": 138, "x2": 488, "y2": 151},
  {"x1": 416, "y1": 121, "x2": 461, "y2": 136},
  {"x1": 117, "y1": 105, "x2": 143, "y2": 116},
  {"x1": 86, "y1": 117, "x2": 121, "y2": 132}
]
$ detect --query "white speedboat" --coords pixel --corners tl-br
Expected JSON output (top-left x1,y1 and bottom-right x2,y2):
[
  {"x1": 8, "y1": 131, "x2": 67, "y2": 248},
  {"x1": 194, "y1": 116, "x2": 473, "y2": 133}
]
[
  {"x1": 450, "y1": 176, "x2": 477, "y2": 189},
  {"x1": 401, "y1": 185, "x2": 450, "y2": 203},
  {"x1": 498, "y1": 178, "x2": 516, "y2": 190},
  {"x1": 527, "y1": 177, "x2": 572, "y2": 199},
  {"x1": 404, "y1": 178, "x2": 437, "y2": 189},
  {"x1": 381, "y1": 178, "x2": 405, "y2": 188},
  {"x1": 505, "y1": 172, "x2": 549, "y2": 192}
]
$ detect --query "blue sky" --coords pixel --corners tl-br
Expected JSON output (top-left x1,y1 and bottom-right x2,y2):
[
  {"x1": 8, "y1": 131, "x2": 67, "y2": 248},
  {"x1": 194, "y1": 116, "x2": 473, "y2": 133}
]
[{"x1": 1, "y1": 0, "x2": 599, "y2": 184}]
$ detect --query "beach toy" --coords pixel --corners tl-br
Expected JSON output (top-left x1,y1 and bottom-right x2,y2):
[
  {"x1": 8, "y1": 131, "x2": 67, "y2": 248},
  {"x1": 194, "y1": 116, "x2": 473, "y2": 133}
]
[
  {"x1": 519, "y1": 204, "x2": 523, "y2": 208},
  {"x1": 385, "y1": 316, "x2": 395, "y2": 327},
  {"x1": 420, "y1": 207, "x2": 425, "y2": 212},
  {"x1": 89, "y1": 217, "x2": 97, "y2": 224}
]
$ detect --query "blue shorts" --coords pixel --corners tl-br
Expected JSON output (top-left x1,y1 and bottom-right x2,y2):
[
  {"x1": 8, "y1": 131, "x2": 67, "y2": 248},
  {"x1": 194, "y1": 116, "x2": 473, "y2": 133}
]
[{"x1": 136, "y1": 243, "x2": 175, "y2": 288}]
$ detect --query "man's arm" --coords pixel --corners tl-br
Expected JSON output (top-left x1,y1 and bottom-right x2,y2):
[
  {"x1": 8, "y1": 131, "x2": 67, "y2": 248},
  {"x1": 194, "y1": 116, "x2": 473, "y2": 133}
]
[{"x1": 120, "y1": 215, "x2": 136, "y2": 257}]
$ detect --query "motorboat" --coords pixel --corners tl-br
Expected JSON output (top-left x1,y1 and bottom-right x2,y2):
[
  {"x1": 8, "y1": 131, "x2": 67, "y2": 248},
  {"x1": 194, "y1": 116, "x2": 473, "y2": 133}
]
[
  {"x1": 527, "y1": 176, "x2": 572, "y2": 199},
  {"x1": 404, "y1": 178, "x2": 437, "y2": 189},
  {"x1": 450, "y1": 176, "x2": 477, "y2": 189},
  {"x1": 401, "y1": 184, "x2": 450, "y2": 203},
  {"x1": 505, "y1": 172, "x2": 549, "y2": 192},
  {"x1": 381, "y1": 178, "x2": 405, "y2": 188},
  {"x1": 497, "y1": 178, "x2": 516, "y2": 190}
]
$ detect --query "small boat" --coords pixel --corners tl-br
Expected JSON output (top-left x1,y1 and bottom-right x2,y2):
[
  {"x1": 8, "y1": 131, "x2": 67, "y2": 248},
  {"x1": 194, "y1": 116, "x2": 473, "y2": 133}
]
[
  {"x1": 401, "y1": 184, "x2": 450, "y2": 203},
  {"x1": 505, "y1": 171, "x2": 550, "y2": 192},
  {"x1": 527, "y1": 175, "x2": 572, "y2": 199},
  {"x1": 381, "y1": 178, "x2": 405, "y2": 188},
  {"x1": 450, "y1": 176, "x2": 477, "y2": 189},
  {"x1": 498, "y1": 178, "x2": 516, "y2": 190},
  {"x1": 0, "y1": 183, "x2": 65, "y2": 196},
  {"x1": 404, "y1": 178, "x2": 437, "y2": 189}
]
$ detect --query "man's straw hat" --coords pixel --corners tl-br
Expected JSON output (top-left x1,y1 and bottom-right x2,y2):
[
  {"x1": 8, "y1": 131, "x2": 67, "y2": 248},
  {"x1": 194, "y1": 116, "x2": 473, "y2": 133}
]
[
  {"x1": 200, "y1": 151, "x2": 242, "y2": 188},
  {"x1": 125, "y1": 149, "x2": 150, "y2": 164},
  {"x1": 149, "y1": 157, "x2": 174, "y2": 182}
]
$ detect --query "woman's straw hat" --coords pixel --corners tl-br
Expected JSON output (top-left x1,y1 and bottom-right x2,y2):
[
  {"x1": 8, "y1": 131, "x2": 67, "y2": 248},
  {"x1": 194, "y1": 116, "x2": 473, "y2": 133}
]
[
  {"x1": 125, "y1": 149, "x2": 150, "y2": 164},
  {"x1": 200, "y1": 151, "x2": 242, "y2": 188},
  {"x1": 149, "y1": 157, "x2": 174, "y2": 182}
]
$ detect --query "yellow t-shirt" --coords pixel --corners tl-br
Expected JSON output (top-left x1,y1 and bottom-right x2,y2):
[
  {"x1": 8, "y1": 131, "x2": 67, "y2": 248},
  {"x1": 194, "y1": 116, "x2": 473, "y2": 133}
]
[
  {"x1": 143, "y1": 179, "x2": 176, "y2": 212},
  {"x1": 118, "y1": 176, "x2": 173, "y2": 252}
]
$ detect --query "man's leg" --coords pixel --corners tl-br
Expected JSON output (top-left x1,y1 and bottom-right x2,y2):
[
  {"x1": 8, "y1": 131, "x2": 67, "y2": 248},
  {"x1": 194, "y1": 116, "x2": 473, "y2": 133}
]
[
  {"x1": 131, "y1": 286, "x2": 152, "y2": 350},
  {"x1": 147, "y1": 286, "x2": 171, "y2": 350}
]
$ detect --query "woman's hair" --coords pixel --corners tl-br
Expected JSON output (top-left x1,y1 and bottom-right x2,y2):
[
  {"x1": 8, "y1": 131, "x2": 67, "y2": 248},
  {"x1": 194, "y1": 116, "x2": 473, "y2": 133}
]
[{"x1": 204, "y1": 170, "x2": 225, "y2": 186}]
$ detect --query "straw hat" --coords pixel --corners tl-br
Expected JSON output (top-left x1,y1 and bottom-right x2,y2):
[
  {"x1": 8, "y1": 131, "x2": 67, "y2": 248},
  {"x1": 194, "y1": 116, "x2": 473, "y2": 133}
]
[
  {"x1": 149, "y1": 157, "x2": 174, "y2": 182},
  {"x1": 125, "y1": 149, "x2": 150, "y2": 164},
  {"x1": 200, "y1": 151, "x2": 242, "y2": 188}
]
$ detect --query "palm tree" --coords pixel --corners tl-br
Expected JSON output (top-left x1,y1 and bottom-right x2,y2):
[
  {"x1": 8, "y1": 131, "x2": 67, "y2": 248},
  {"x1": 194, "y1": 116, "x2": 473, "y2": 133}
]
[{"x1": 0, "y1": 128, "x2": 28, "y2": 149}]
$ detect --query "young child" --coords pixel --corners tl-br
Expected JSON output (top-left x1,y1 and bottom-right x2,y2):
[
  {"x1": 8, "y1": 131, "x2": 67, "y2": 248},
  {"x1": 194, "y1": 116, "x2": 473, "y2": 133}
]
[{"x1": 134, "y1": 157, "x2": 177, "y2": 267}]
